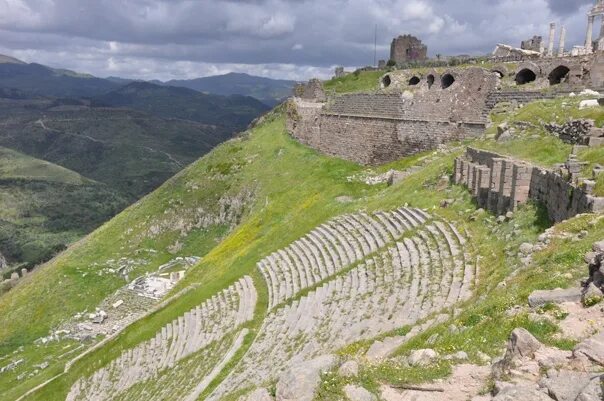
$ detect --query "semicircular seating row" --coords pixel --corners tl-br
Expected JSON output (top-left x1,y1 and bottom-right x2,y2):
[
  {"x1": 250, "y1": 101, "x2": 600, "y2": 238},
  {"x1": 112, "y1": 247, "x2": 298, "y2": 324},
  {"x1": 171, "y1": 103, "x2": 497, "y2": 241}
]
[
  {"x1": 258, "y1": 207, "x2": 431, "y2": 309},
  {"x1": 65, "y1": 276, "x2": 257, "y2": 401},
  {"x1": 208, "y1": 216, "x2": 476, "y2": 400}
]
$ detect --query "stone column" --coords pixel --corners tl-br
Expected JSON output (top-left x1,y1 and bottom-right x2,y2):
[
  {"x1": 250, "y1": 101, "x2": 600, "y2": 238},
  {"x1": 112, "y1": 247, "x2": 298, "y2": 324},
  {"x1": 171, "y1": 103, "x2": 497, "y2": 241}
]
[
  {"x1": 558, "y1": 26, "x2": 566, "y2": 57},
  {"x1": 548, "y1": 22, "x2": 556, "y2": 57},
  {"x1": 586, "y1": 15, "x2": 595, "y2": 50}
]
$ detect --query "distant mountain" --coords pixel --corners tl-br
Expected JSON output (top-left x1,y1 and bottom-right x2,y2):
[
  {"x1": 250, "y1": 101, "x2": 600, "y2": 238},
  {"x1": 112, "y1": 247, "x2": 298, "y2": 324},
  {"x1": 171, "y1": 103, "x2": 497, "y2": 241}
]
[
  {"x1": 165, "y1": 72, "x2": 297, "y2": 106},
  {"x1": 0, "y1": 97, "x2": 241, "y2": 200},
  {"x1": 0, "y1": 56, "x2": 273, "y2": 274},
  {"x1": 105, "y1": 76, "x2": 137, "y2": 85},
  {"x1": 91, "y1": 81, "x2": 270, "y2": 128},
  {"x1": 0, "y1": 54, "x2": 26, "y2": 64},
  {"x1": 0, "y1": 59, "x2": 119, "y2": 98}
]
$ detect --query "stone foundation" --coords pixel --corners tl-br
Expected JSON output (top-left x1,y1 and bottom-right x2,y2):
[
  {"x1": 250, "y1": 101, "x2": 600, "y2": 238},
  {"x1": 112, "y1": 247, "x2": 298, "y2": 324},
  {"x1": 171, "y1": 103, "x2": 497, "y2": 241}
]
[{"x1": 454, "y1": 148, "x2": 604, "y2": 222}]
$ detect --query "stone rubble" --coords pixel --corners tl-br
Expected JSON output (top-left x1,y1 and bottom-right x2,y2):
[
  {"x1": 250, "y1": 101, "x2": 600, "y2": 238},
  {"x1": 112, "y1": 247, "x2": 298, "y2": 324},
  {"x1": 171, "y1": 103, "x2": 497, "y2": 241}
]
[{"x1": 545, "y1": 119, "x2": 604, "y2": 145}]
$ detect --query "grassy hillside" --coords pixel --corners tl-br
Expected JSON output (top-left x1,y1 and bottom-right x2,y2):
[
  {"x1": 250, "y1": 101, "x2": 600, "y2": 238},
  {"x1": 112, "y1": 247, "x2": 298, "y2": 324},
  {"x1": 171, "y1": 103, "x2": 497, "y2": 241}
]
[
  {"x1": 0, "y1": 100, "x2": 239, "y2": 200},
  {"x1": 0, "y1": 147, "x2": 126, "y2": 274},
  {"x1": 0, "y1": 70, "x2": 602, "y2": 401},
  {"x1": 0, "y1": 147, "x2": 86, "y2": 185}
]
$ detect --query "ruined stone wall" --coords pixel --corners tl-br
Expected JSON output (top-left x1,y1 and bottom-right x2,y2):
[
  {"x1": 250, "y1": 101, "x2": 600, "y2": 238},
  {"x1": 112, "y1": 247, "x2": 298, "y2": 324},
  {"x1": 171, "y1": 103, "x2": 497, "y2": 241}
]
[
  {"x1": 390, "y1": 35, "x2": 427, "y2": 64},
  {"x1": 521, "y1": 36, "x2": 543, "y2": 52},
  {"x1": 317, "y1": 115, "x2": 402, "y2": 165},
  {"x1": 286, "y1": 99, "x2": 323, "y2": 149},
  {"x1": 316, "y1": 115, "x2": 484, "y2": 165},
  {"x1": 288, "y1": 68, "x2": 497, "y2": 165},
  {"x1": 454, "y1": 147, "x2": 604, "y2": 222}
]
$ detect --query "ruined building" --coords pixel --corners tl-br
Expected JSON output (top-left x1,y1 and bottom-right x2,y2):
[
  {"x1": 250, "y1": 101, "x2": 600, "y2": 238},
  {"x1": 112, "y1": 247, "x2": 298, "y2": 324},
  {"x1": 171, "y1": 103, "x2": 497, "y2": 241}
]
[
  {"x1": 288, "y1": 68, "x2": 497, "y2": 165},
  {"x1": 287, "y1": 51, "x2": 603, "y2": 167},
  {"x1": 586, "y1": 0, "x2": 604, "y2": 52},
  {"x1": 521, "y1": 36, "x2": 543, "y2": 53},
  {"x1": 389, "y1": 35, "x2": 427, "y2": 64}
]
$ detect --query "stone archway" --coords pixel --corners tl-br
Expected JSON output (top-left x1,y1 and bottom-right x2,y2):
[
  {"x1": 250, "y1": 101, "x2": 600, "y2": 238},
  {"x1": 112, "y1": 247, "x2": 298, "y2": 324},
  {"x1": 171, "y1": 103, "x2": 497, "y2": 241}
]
[
  {"x1": 548, "y1": 65, "x2": 570, "y2": 85},
  {"x1": 441, "y1": 74, "x2": 455, "y2": 89},
  {"x1": 381, "y1": 74, "x2": 392, "y2": 88},
  {"x1": 515, "y1": 68, "x2": 537, "y2": 85},
  {"x1": 408, "y1": 76, "x2": 420, "y2": 86}
]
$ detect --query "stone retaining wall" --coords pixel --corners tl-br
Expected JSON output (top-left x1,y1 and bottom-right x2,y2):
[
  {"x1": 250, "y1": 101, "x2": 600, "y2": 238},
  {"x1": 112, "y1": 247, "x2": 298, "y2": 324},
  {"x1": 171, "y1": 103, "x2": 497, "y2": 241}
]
[
  {"x1": 454, "y1": 147, "x2": 604, "y2": 222},
  {"x1": 287, "y1": 67, "x2": 496, "y2": 165}
]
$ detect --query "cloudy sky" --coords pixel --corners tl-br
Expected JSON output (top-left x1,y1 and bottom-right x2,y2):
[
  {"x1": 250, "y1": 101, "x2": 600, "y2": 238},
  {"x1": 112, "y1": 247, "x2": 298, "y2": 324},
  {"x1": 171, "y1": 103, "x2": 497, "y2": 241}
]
[{"x1": 0, "y1": 0, "x2": 595, "y2": 81}]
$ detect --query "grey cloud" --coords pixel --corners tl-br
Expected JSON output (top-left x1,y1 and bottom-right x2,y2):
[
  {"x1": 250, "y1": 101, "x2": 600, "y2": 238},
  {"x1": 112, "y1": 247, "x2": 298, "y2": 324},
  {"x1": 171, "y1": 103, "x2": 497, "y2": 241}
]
[
  {"x1": 547, "y1": 0, "x2": 592, "y2": 16},
  {"x1": 0, "y1": 0, "x2": 597, "y2": 80}
]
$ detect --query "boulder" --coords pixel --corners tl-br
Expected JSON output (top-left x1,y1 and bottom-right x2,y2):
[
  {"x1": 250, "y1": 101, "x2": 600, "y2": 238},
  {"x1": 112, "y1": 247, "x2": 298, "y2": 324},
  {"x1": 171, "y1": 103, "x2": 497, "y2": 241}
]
[
  {"x1": 492, "y1": 384, "x2": 552, "y2": 401},
  {"x1": 239, "y1": 388, "x2": 273, "y2": 401},
  {"x1": 338, "y1": 360, "x2": 359, "y2": 378},
  {"x1": 582, "y1": 283, "x2": 603, "y2": 306},
  {"x1": 580, "y1": 99, "x2": 600, "y2": 109},
  {"x1": 507, "y1": 328, "x2": 541, "y2": 359},
  {"x1": 593, "y1": 241, "x2": 604, "y2": 253},
  {"x1": 407, "y1": 349, "x2": 438, "y2": 367},
  {"x1": 574, "y1": 330, "x2": 604, "y2": 366},
  {"x1": 276, "y1": 355, "x2": 337, "y2": 401},
  {"x1": 585, "y1": 252, "x2": 598, "y2": 264},
  {"x1": 540, "y1": 370, "x2": 594, "y2": 401},
  {"x1": 343, "y1": 385, "x2": 376, "y2": 401},
  {"x1": 493, "y1": 328, "x2": 542, "y2": 379},
  {"x1": 528, "y1": 288, "x2": 582, "y2": 307},
  {"x1": 576, "y1": 375, "x2": 604, "y2": 401}
]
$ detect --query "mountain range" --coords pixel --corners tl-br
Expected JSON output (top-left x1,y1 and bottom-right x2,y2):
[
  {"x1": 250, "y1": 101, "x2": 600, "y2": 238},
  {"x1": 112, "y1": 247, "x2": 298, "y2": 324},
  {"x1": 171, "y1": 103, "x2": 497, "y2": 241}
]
[
  {"x1": 0, "y1": 54, "x2": 276, "y2": 272},
  {"x1": 162, "y1": 72, "x2": 297, "y2": 106}
]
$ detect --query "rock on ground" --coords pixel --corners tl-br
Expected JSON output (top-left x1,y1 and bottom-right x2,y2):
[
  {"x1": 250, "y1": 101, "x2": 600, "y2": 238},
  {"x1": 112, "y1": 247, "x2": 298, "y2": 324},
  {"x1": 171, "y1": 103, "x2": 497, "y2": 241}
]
[
  {"x1": 276, "y1": 354, "x2": 336, "y2": 401},
  {"x1": 407, "y1": 349, "x2": 439, "y2": 367},
  {"x1": 528, "y1": 288, "x2": 582, "y2": 307},
  {"x1": 338, "y1": 360, "x2": 359, "y2": 378},
  {"x1": 492, "y1": 384, "x2": 551, "y2": 401},
  {"x1": 574, "y1": 330, "x2": 604, "y2": 366},
  {"x1": 492, "y1": 328, "x2": 542, "y2": 380},
  {"x1": 540, "y1": 370, "x2": 596, "y2": 401},
  {"x1": 557, "y1": 302, "x2": 604, "y2": 340},
  {"x1": 343, "y1": 384, "x2": 376, "y2": 401}
]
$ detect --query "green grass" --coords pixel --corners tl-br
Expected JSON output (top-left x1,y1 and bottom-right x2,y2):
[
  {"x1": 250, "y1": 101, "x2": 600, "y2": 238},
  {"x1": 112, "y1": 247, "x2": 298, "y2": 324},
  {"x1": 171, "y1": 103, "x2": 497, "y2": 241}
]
[
  {"x1": 0, "y1": 148, "x2": 126, "y2": 272},
  {"x1": 2, "y1": 93, "x2": 603, "y2": 401},
  {"x1": 479, "y1": 97, "x2": 604, "y2": 194},
  {"x1": 323, "y1": 71, "x2": 384, "y2": 94},
  {"x1": 0, "y1": 147, "x2": 87, "y2": 185}
]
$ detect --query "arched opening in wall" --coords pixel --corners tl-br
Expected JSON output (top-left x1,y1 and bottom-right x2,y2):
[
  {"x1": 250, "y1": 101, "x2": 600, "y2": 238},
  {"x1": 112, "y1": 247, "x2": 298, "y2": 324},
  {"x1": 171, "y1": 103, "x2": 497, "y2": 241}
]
[
  {"x1": 548, "y1": 66, "x2": 570, "y2": 85},
  {"x1": 515, "y1": 69, "x2": 537, "y2": 85},
  {"x1": 441, "y1": 74, "x2": 455, "y2": 89},
  {"x1": 381, "y1": 74, "x2": 392, "y2": 88},
  {"x1": 492, "y1": 70, "x2": 504, "y2": 78},
  {"x1": 408, "y1": 76, "x2": 420, "y2": 86},
  {"x1": 427, "y1": 74, "x2": 435, "y2": 88}
]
